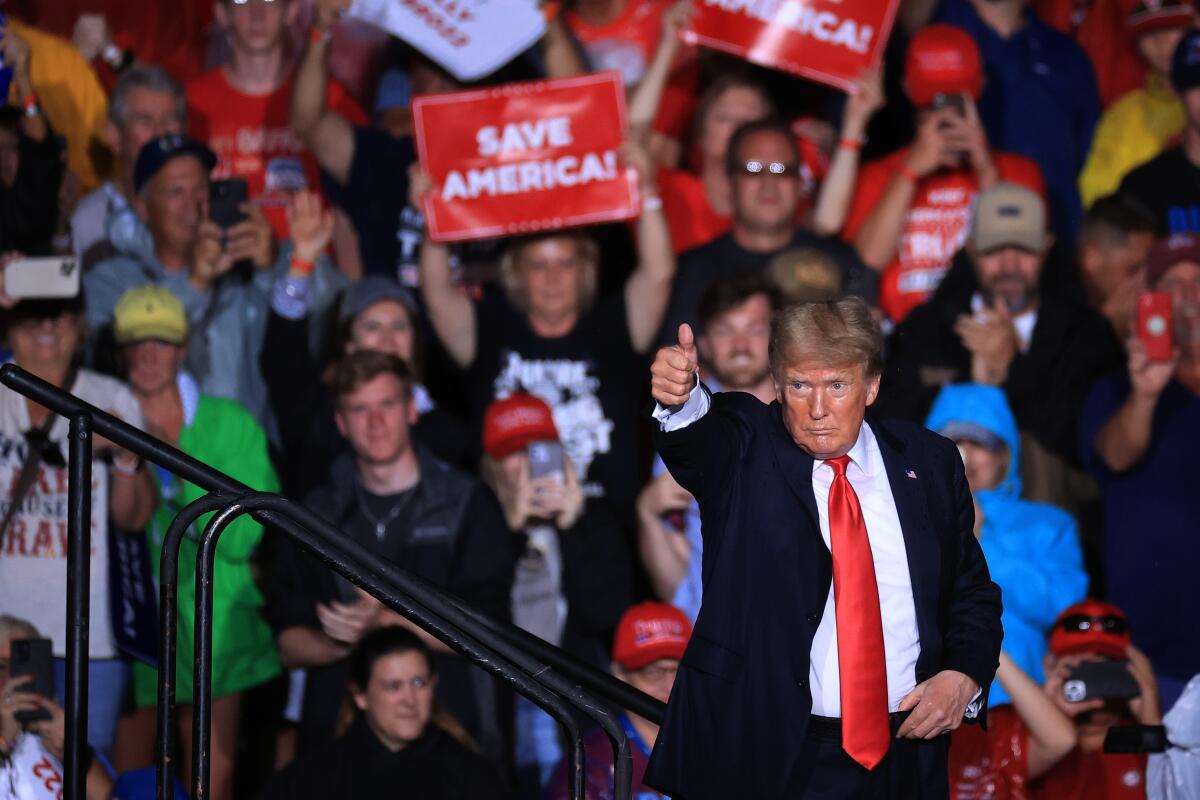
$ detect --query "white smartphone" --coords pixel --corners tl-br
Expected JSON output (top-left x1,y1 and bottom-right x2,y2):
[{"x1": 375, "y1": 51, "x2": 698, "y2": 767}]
[{"x1": 5, "y1": 257, "x2": 80, "y2": 299}]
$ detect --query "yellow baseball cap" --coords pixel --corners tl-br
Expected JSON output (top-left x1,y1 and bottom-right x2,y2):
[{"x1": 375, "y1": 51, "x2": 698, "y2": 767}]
[{"x1": 113, "y1": 285, "x2": 187, "y2": 345}]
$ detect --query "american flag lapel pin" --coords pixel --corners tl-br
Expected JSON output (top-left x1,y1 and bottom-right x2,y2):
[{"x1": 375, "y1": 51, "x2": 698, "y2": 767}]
[{"x1": 905, "y1": 469, "x2": 918, "y2": 480}]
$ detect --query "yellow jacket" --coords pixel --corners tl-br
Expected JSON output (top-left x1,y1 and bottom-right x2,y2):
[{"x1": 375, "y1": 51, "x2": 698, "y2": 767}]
[
  {"x1": 1079, "y1": 72, "x2": 1184, "y2": 209},
  {"x1": 6, "y1": 18, "x2": 112, "y2": 193}
]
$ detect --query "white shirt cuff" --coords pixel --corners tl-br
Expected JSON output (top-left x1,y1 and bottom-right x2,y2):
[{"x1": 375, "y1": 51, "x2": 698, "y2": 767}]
[
  {"x1": 963, "y1": 687, "x2": 983, "y2": 720},
  {"x1": 652, "y1": 380, "x2": 709, "y2": 432}
]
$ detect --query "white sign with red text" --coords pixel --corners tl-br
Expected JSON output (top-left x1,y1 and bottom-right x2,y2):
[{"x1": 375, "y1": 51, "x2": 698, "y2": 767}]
[{"x1": 347, "y1": 0, "x2": 547, "y2": 82}]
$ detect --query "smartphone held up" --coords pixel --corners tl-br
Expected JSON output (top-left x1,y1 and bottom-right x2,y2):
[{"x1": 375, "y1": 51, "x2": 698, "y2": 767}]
[{"x1": 1137, "y1": 292, "x2": 1174, "y2": 361}]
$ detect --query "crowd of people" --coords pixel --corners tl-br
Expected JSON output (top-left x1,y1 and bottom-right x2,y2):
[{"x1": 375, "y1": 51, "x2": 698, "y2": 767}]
[{"x1": 0, "y1": 0, "x2": 1198, "y2": 797}]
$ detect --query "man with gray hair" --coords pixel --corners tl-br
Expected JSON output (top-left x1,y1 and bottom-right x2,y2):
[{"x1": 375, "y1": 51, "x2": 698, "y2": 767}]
[
  {"x1": 645, "y1": 301, "x2": 1002, "y2": 798},
  {"x1": 70, "y1": 64, "x2": 187, "y2": 270}
]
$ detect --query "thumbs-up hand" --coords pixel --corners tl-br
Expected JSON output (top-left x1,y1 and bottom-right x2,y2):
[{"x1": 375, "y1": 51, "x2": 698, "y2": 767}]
[{"x1": 651, "y1": 323, "x2": 699, "y2": 406}]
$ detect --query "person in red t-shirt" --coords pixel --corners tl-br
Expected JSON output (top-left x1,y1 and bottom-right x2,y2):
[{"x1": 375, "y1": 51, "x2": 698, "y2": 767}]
[
  {"x1": 843, "y1": 24, "x2": 1046, "y2": 324},
  {"x1": 565, "y1": 0, "x2": 699, "y2": 151},
  {"x1": 1028, "y1": 600, "x2": 1163, "y2": 800},
  {"x1": 187, "y1": 0, "x2": 365, "y2": 267},
  {"x1": 950, "y1": 651, "x2": 1078, "y2": 799}
]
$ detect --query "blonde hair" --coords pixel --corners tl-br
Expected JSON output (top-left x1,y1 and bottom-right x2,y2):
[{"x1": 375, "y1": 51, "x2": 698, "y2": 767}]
[
  {"x1": 499, "y1": 233, "x2": 599, "y2": 315},
  {"x1": 769, "y1": 297, "x2": 883, "y2": 379},
  {"x1": 0, "y1": 614, "x2": 39, "y2": 646}
]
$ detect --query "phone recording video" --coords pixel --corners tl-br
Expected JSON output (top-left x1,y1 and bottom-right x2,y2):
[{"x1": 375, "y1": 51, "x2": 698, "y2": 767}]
[
  {"x1": 528, "y1": 440, "x2": 565, "y2": 484},
  {"x1": 1137, "y1": 291, "x2": 1174, "y2": 361},
  {"x1": 209, "y1": 178, "x2": 249, "y2": 229},
  {"x1": 10, "y1": 637, "x2": 54, "y2": 724}
]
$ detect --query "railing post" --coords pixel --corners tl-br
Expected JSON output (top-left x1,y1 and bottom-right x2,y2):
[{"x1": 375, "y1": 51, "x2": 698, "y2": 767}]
[{"x1": 65, "y1": 413, "x2": 92, "y2": 800}]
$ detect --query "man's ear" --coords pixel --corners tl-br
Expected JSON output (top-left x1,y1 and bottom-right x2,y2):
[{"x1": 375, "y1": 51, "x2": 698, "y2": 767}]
[
  {"x1": 334, "y1": 407, "x2": 348, "y2": 439},
  {"x1": 351, "y1": 687, "x2": 368, "y2": 712},
  {"x1": 213, "y1": 1, "x2": 229, "y2": 29},
  {"x1": 697, "y1": 333, "x2": 712, "y2": 366},
  {"x1": 105, "y1": 120, "x2": 122, "y2": 153},
  {"x1": 132, "y1": 192, "x2": 149, "y2": 222},
  {"x1": 864, "y1": 372, "x2": 882, "y2": 407}
]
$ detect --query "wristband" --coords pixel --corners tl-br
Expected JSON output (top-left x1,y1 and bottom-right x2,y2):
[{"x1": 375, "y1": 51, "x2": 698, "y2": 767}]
[
  {"x1": 112, "y1": 454, "x2": 141, "y2": 476},
  {"x1": 310, "y1": 26, "x2": 333, "y2": 45},
  {"x1": 899, "y1": 164, "x2": 920, "y2": 184},
  {"x1": 642, "y1": 195, "x2": 663, "y2": 213},
  {"x1": 838, "y1": 137, "x2": 863, "y2": 152},
  {"x1": 289, "y1": 255, "x2": 316, "y2": 275},
  {"x1": 21, "y1": 93, "x2": 38, "y2": 112}
]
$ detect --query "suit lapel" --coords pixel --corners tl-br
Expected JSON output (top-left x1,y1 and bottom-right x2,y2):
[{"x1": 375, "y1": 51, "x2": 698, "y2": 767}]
[
  {"x1": 766, "y1": 403, "x2": 820, "y2": 530},
  {"x1": 874, "y1": 421, "x2": 941, "y2": 632}
]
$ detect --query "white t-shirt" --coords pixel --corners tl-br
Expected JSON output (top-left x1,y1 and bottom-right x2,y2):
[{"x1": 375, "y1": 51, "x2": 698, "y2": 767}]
[
  {"x1": 0, "y1": 369, "x2": 144, "y2": 659},
  {"x1": 0, "y1": 733, "x2": 64, "y2": 800}
]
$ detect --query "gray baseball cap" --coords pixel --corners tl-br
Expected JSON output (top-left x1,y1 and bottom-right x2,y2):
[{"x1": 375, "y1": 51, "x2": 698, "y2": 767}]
[{"x1": 339, "y1": 276, "x2": 420, "y2": 325}]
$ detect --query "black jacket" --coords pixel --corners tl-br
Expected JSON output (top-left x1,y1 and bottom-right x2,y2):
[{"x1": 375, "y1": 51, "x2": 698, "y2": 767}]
[
  {"x1": 878, "y1": 254, "x2": 1123, "y2": 465},
  {"x1": 262, "y1": 716, "x2": 508, "y2": 800},
  {"x1": 0, "y1": 124, "x2": 61, "y2": 254},
  {"x1": 266, "y1": 447, "x2": 514, "y2": 754},
  {"x1": 643, "y1": 391, "x2": 1002, "y2": 799}
]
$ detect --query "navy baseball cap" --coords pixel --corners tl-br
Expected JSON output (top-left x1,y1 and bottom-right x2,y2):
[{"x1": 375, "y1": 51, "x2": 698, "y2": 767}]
[
  {"x1": 1171, "y1": 29, "x2": 1200, "y2": 92},
  {"x1": 133, "y1": 134, "x2": 216, "y2": 194}
]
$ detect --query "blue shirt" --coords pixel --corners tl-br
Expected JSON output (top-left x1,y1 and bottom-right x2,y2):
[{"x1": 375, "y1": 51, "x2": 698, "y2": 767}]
[
  {"x1": 1080, "y1": 372, "x2": 1200, "y2": 682},
  {"x1": 936, "y1": 0, "x2": 1099, "y2": 238}
]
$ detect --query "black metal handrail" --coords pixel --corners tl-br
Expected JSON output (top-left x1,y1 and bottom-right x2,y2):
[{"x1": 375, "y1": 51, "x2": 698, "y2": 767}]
[{"x1": 0, "y1": 364, "x2": 665, "y2": 800}]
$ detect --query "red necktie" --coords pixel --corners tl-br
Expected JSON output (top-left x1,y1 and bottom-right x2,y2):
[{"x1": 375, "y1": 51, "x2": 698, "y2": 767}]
[{"x1": 824, "y1": 455, "x2": 890, "y2": 770}]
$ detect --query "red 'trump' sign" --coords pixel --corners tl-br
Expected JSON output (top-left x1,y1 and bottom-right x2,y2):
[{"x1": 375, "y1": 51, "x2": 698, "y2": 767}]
[
  {"x1": 413, "y1": 72, "x2": 639, "y2": 243},
  {"x1": 684, "y1": 0, "x2": 900, "y2": 91}
]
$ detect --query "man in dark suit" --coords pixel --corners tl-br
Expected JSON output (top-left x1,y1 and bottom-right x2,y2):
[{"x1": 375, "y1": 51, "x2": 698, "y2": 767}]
[{"x1": 645, "y1": 297, "x2": 1003, "y2": 798}]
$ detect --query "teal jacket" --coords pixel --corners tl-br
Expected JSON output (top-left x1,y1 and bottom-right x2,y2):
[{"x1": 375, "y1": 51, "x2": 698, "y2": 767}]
[{"x1": 926, "y1": 384, "x2": 1088, "y2": 706}]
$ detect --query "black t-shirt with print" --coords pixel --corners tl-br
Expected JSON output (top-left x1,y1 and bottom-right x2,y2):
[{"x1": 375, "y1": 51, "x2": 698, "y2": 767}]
[
  {"x1": 467, "y1": 288, "x2": 644, "y2": 514},
  {"x1": 1119, "y1": 147, "x2": 1200, "y2": 236}
]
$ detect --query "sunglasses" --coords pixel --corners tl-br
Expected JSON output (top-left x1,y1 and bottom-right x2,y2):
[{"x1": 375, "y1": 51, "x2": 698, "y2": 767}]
[
  {"x1": 1056, "y1": 614, "x2": 1129, "y2": 635},
  {"x1": 736, "y1": 160, "x2": 801, "y2": 178}
]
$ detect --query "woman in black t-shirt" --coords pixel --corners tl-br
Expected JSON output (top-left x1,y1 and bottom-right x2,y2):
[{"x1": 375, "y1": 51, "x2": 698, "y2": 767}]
[{"x1": 413, "y1": 144, "x2": 675, "y2": 513}]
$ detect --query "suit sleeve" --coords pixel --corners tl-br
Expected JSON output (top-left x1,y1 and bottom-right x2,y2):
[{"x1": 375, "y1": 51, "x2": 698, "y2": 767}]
[
  {"x1": 940, "y1": 445, "x2": 1004, "y2": 701},
  {"x1": 653, "y1": 391, "x2": 751, "y2": 502}
]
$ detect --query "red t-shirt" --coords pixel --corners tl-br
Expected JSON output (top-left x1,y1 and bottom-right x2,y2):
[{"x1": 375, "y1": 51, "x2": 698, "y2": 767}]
[
  {"x1": 186, "y1": 69, "x2": 366, "y2": 240},
  {"x1": 565, "y1": 0, "x2": 699, "y2": 139},
  {"x1": 1030, "y1": 747, "x2": 1147, "y2": 800},
  {"x1": 950, "y1": 706, "x2": 1031, "y2": 800},
  {"x1": 842, "y1": 149, "x2": 1046, "y2": 323},
  {"x1": 658, "y1": 133, "x2": 828, "y2": 254}
]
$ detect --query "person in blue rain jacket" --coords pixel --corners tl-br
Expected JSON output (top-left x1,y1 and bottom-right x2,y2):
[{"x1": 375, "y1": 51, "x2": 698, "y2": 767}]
[{"x1": 926, "y1": 383, "x2": 1088, "y2": 706}]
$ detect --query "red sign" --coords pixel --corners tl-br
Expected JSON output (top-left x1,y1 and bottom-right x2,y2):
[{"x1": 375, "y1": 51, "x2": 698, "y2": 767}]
[
  {"x1": 413, "y1": 72, "x2": 639, "y2": 243},
  {"x1": 683, "y1": 0, "x2": 899, "y2": 91}
]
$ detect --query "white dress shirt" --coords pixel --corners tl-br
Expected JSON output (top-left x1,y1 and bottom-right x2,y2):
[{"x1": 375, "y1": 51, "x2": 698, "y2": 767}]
[{"x1": 654, "y1": 384, "x2": 981, "y2": 718}]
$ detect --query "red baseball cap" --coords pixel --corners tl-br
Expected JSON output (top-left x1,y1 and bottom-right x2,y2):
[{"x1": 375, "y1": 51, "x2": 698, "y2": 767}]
[
  {"x1": 1146, "y1": 232, "x2": 1200, "y2": 288},
  {"x1": 613, "y1": 602, "x2": 692, "y2": 671},
  {"x1": 1127, "y1": 0, "x2": 1195, "y2": 38},
  {"x1": 904, "y1": 24, "x2": 984, "y2": 107},
  {"x1": 482, "y1": 393, "x2": 559, "y2": 460},
  {"x1": 1049, "y1": 599, "x2": 1132, "y2": 660}
]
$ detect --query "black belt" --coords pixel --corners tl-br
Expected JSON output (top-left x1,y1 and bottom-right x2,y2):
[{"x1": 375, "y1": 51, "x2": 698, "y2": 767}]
[{"x1": 807, "y1": 710, "x2": 913, "y2": 742}]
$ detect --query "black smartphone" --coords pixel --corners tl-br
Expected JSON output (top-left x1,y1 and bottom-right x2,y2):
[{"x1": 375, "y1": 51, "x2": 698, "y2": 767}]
[
  {"x1": 931, "y1": 92, "x2": 967, "y2": 118},
  {"x1": 1062, "y1": 660, "x2": 1141, "y2": 703},
  {"x1": 209, "y1": 178, "x2": 249, "y2": 229},
  {"x1": 10, "y1": 637, "x2": 54, "y2": 724},
  {"x1": 1104, "y1": 724, "x2": 1168, "y2": 754}
]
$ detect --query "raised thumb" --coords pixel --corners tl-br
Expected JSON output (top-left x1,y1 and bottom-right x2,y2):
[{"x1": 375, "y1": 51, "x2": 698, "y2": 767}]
[{"x1": 678, "y1": 323, "x2": 696, "y2": 354}]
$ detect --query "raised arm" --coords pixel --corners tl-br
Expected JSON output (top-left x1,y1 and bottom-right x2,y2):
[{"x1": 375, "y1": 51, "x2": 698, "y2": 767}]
[
  {"x1": 1094, "y1": 339, "x2": 1175, "y2": 471},
  {"x1": 623, "y1": 139, "x2": 677, "y2": 352},
  {"x1": 810, "y1": 70, "x2": 883, "y2": 236},
  {"x1": 626, "y1": 1, "x2": 693, "y2": 139},
  {"x1": 540, "y1": 12, "x2": 588, "y2": 78},
  {"x1": 994, "y1": 652, "x2": 1077, "y2": 780},
  {"x1": 291, "y1": 0, "x2": 356, "y2": 185},
  {"x1": 411, "y1": 166, "x2": 477, "y2": 367}
]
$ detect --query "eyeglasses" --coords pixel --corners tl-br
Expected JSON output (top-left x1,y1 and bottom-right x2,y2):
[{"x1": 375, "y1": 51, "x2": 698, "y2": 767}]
[
  {"x1": 736, "y1": 160, "x2": 801, "y2": 178},
  {"x1": 1056, "y1": 614, "x2": 1129, "y2": 635}
]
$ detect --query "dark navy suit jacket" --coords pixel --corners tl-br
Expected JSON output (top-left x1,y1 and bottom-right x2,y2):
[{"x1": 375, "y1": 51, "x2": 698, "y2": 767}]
[{"x1": 643, "y1": 390, "x2": 1003, "y2": 798}]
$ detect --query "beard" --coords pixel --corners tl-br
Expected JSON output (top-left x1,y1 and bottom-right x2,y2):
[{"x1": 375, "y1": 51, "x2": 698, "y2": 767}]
[
  {"x1": 714, "y1": 352, "x2": 770, "y2": 390},
  {"x1": 982, "y1": 277, "x2": 1037, "y2": 315}
]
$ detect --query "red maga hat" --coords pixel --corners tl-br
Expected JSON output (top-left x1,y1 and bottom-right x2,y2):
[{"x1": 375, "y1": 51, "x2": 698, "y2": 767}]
[
  {"x1": 483, "y1": 393, "x2": 559, "y2": 460},
  {"x1": 904, "y1": 24, "x2": 984, "y2": 107},
  {"x1": 613, "y1": 602, "x2": 693, "y2": 671},
  {"x1": 1049, "y1": 599, "x2": 1132, "y2": 660}
]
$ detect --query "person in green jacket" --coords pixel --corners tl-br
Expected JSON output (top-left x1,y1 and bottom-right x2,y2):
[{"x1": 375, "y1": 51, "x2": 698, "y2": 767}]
[{"x1": 114, "y1": 284, "x2": 280, "y2": 800}]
